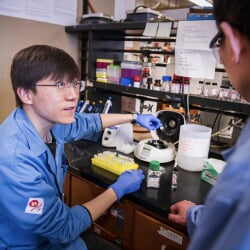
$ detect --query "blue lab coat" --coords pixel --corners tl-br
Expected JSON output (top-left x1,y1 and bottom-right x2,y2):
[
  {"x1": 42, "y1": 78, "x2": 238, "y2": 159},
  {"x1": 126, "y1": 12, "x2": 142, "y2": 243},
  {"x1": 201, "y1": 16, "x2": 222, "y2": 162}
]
[
  {"x1": 186, "y1": 118, "x2": 250, "y2": 250},
  {"x1": 0, "y1": 108, "x2": 102, "y2": 249}
]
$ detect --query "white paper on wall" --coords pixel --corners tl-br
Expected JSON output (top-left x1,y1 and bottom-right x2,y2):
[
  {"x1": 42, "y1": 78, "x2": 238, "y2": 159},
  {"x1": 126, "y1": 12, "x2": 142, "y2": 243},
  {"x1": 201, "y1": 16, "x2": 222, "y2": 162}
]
[
  {"x1": 175, "y1": 20, "x2": 218, "y2": 79},
  {"x1": 0, "y1": 0, "x2": 77, "y2": 26}
]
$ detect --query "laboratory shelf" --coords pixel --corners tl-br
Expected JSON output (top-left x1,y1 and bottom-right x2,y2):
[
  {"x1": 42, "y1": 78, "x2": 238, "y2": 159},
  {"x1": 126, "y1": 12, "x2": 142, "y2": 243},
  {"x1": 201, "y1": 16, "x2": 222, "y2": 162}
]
[
  {"x1": 91, "y1": 81, "x2": 250, "y2": 115},
  {"x1": 65, "y1": 21, "x2": 250, "y2": 116}
]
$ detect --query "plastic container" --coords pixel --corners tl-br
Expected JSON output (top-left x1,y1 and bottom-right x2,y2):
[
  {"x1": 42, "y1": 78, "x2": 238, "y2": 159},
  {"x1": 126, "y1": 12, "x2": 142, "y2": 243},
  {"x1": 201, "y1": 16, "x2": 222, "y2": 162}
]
[
  {"x1": 120, "y1": 61, "x2": 142, "y2": 81},
  {"x1": 177, "y1": 124, "x2": 212, "y2": 172}
]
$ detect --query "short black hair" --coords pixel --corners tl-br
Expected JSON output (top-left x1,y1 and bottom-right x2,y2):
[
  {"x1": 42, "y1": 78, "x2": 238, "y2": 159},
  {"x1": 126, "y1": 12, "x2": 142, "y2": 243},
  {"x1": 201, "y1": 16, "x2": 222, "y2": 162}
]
[
  {"x1": 11, "y1": 45, "x2": 80, "y2": 107},
  {"x1": 213, "y1": 0, "x2": 250, "y2": 38}
]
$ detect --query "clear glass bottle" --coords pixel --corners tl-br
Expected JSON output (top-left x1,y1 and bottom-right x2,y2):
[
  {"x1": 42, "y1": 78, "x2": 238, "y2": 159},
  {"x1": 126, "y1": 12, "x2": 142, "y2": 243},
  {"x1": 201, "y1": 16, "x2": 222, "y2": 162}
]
[
  {"x1": 203, "y1": 82, "x2": 211, "y2": 97},
  {"x1": 146, "y1": 77, "x2": 153, "y2": 90},
  {"x1": 183, "y1": 77, "x2": 190, "y2": 94},
  {"x1": 162, "y1": 75, "x2": 172, "y2": 92},
  {"x1": 209, "y1": 82, "x2": 219, "y2": 98},
  {"x1": 153, "y1": 79, "x2": 161, "y2": 91},
  {"x1": 229, "y1": 86, "x2": 240, "y2": 102},
  {"x1": 171, "y1": 75, "x2": 181, "y2": 94}
]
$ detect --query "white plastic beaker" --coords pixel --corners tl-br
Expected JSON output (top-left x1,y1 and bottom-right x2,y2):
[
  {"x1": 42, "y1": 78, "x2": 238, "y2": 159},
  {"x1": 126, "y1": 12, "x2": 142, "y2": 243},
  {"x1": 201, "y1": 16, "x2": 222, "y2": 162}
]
[{"x1": 177, "y1": 124, "x2": 212, "y2": 172}]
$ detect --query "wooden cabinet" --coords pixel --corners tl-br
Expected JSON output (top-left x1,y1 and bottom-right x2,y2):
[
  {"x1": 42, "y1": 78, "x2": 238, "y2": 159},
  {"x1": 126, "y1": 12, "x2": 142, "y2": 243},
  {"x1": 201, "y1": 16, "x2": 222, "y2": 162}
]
[
  {"x1": 70, "y1": 175, "x2": 134, "y2": 249},
  {"x1": 63, "y1": 173, "x2": 71, "y2": 206},
  {"x1": 69, "y1": 173, "x2": 189, "y2": 249},
  {"x1": 133, "y1": 210, "x2": 189, "y2": 250}
]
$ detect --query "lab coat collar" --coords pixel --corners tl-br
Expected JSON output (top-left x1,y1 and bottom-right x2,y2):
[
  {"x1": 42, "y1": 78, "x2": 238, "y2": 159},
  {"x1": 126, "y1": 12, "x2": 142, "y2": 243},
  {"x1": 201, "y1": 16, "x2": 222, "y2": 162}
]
[{"x1": 14, "y1": 108, "x2": 54, "y2": 156}]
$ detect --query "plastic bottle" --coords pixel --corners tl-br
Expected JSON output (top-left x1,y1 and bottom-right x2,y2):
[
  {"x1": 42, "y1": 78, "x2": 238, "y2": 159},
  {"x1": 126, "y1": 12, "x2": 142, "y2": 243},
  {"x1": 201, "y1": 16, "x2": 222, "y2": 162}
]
[
  {"x1": 147, "y1": 160, "x2": 161, "y2": 188},
  {"x1": 102, "y1": 97, "x2": 112, "y2": 113},
  {"x1": 133, "y1": 75, "x2": 141, "y2": 88}
]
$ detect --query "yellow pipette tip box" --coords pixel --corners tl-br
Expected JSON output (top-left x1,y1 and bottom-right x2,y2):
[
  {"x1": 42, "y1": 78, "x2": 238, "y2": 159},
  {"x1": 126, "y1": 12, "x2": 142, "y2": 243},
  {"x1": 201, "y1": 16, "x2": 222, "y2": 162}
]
[{"x1": 91, "y1": 151, "x2": 139, "y2": 175}]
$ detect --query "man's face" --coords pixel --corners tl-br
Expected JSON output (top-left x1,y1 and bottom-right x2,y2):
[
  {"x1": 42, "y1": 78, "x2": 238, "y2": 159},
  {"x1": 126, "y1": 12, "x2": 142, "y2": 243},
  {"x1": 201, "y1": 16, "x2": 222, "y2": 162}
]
[
  {"x1": 219, "y1": 28, "x2": 250, "y2": 102},
  {"x1": 28, "y1": 77, "x2": 80, "y2": 127}
]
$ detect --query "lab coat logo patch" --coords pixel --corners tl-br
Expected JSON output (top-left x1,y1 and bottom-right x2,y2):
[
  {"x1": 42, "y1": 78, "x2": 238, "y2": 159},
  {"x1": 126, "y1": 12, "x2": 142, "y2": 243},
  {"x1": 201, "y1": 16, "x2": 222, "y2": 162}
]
[{"x1": 25, "y1": 198, "x2": 44, "y2": 215}]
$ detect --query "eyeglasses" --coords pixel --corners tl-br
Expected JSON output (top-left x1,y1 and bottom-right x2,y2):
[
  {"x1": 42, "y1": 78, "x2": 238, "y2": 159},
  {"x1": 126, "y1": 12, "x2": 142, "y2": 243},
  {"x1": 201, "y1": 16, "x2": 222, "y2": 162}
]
[
  {"x1": 209, "y1": 30, "x2": 225, "y2": 61},
  {"x1": 36, "y1": 80, "x2": 85, "y2": 92}
]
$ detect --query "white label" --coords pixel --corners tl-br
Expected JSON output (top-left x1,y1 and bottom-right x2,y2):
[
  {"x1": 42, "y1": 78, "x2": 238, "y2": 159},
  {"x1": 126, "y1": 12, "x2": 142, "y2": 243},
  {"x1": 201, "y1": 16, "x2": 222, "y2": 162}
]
[
  {"x1": 178, "y1": 136, "x2": 210, "y2": 157},
  {"x1": 25, "y1": 198, "x2": 44, "y2": 215},
  {"x1": 158, "y1": 226, "x2": 183, "y2": 245}
]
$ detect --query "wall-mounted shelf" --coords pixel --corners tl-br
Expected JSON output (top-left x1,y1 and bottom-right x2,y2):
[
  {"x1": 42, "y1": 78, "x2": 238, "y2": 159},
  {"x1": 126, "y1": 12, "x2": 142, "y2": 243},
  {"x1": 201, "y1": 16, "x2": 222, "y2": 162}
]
[
  {"x1": 91, "y1": 81, "x2": 250, "y2": 116},
  {"x1": 65, "y1": 21, "x2": 250, "y2": 116}
]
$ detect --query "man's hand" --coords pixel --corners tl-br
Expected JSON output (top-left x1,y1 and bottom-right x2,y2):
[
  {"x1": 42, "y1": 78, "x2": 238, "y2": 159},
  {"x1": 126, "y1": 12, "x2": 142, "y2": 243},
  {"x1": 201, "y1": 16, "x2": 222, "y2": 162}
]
[
  {"x1": 135, "y1": 114, "x2": 161, "y2": 130},
  {"x1": 110, "y1": 169, "x2": 145, "y2": 200},
  {"x1": 168, "y1": 200, "x2": 196, "y2": 226}
]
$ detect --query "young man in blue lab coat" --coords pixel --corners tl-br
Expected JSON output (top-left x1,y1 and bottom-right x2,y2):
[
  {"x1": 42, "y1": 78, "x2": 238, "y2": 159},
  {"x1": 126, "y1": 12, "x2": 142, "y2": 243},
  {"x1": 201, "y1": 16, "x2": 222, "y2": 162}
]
[
  {"x1": 168, "y1": 0, "x2": 250, "y2": 249},
  {"x1": 0, "y1": 45, "x2": 161, "y2": 249}
]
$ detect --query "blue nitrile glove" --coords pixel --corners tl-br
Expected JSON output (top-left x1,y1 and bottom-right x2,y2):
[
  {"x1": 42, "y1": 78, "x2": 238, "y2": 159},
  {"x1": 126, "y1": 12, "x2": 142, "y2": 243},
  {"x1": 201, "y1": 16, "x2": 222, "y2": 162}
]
[
  {"x1": 135, "y1": 114, "x2": 161, "y2": 130},
  {"x1": 110, "y1": 169, "x2": 145, "y2": 200}
]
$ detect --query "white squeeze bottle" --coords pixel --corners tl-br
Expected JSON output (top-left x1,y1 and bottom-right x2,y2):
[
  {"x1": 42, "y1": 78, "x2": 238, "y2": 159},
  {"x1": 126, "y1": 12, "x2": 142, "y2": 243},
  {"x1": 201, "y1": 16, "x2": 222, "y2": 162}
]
[{"x1": 102, "y1": 97, "x2": 112, "y2": 114}]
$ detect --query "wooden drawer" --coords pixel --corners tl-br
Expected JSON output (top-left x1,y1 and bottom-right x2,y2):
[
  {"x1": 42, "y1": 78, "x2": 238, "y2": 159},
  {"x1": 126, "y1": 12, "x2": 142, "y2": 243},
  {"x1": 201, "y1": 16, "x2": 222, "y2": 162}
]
[
  {"x1": 95, "y1": 200, "x2": 134, "y2": 242},
  {"x1": 133, "y1": 210, "x2": 189, "y2": 250},
  {"x1": 71, "y1": 176, "x2": 104, "y2": 205},
  {"x1": 92, "y1": 224, "x2": 132, "y2": 250}
]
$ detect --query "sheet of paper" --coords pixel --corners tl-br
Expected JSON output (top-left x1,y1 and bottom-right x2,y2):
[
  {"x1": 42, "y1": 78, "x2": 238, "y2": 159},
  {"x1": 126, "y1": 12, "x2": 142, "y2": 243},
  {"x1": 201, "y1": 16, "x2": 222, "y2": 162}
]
[
  {"x1": 0, "y1": 0, "x2": 77, "y2": 26},
  {"x1": 175, "y1": 20, "x2": 218, "y2": 79},
  {"x1": 156, "y1": 22, "x2": 172, "y2": 38},
  {"x1": 143, "y1": 22, "x2": 158, "y2": 37},
  {"x1": 176, "y1": 20, "x2": 218, "y2": 50},
  {"x1": 175, "y1": 49, "x2": 216, "y2": 79}
]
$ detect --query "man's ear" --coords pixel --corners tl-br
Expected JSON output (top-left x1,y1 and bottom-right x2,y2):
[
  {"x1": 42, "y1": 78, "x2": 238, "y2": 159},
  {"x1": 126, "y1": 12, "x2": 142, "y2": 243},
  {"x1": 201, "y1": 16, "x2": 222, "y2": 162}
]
[
  {"x1": 220, "y1": 22, "x2": 241, "y2": 63},
  {"x1": 17, "y1": 87, "x2": 33, "y2": 105}
]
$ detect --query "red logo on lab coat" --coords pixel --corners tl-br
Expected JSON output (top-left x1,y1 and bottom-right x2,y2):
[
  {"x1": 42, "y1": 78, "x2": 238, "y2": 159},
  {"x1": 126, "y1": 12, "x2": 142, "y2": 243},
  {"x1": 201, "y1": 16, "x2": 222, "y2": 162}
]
[
  {"x1": 25, "y1": 198, "x2": 44, "y2": 215},
  {"x1": 29, "y1": 199, "x2": 39, "y2": 207}
]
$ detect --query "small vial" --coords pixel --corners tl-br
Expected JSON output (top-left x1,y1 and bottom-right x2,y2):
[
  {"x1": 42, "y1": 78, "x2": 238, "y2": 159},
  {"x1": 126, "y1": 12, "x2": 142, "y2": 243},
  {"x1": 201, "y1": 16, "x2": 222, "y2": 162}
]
[
  {"x1": 171, "y1": 157, "x2": 179, "y2": 190},
  {"x1": 171, "y1": 167, "x2": 179, "y2": 190},
  {"x1": 147, "y1": 160, "x2": 161, "y2": 188}
]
